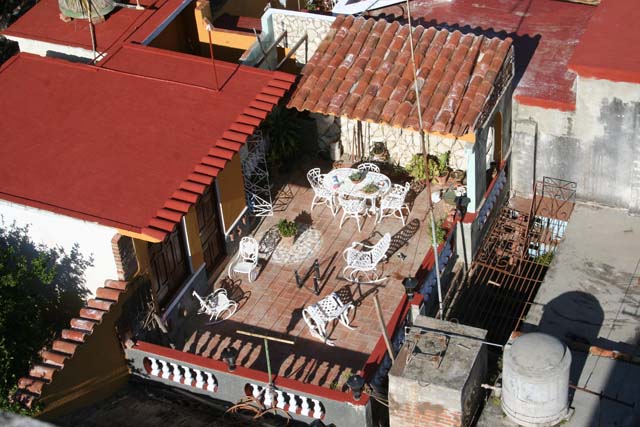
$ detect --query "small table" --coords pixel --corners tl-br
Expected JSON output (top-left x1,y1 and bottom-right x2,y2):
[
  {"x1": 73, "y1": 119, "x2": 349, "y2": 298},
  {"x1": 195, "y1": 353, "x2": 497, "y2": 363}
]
[{"x1": 323, "y1": 168, "x2": 391, "y2": 214}]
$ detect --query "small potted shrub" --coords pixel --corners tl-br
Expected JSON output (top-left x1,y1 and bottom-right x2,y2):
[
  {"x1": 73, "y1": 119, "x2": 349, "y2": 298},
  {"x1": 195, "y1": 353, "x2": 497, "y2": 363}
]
[
  {"x1": 362, "y1": 183, "x2": 379, "y2": 194},
  {"x1": 277, "y1": 219, "x2": 297, "y2": 246},
  {"x1": 349, "y1": 170, "x2": 365, "y2": 183},
  {"x1": 436, "y1": 152, "x2": 450, "y2": 185},
  {"x1": 406, "y1": 154, "x2": 428, "y2": 183}
]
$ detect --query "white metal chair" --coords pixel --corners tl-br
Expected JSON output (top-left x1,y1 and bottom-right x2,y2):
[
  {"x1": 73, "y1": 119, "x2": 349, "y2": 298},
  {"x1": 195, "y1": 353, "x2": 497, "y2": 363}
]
[
  {"x1": 357, "y1": 162, "x2": 380, "y2": 173},
  {"x1": 227, "y1": 237, "x2": 259, "y2": 282},
  {"x1": 307, "y1": 168, "x2": 337, "y2": 216},
  {"x1": 378, "y1": 182, "x2": 411, "y2": 226},
  {"x1": 192, "y1": 289, "x2": 237, "y2": 323},
  {"x1": 302, "y1": 292, "x2": 355, "y2": 346},
  {"x1": 338, "y1": 194, "x2": 367, "y2": 232},
  {"x1": 343, "y1": 233, "x2": 391, "y2": 282}
]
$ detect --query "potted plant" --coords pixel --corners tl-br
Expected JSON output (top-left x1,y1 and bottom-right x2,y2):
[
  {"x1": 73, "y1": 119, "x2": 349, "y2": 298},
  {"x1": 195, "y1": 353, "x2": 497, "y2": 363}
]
[
  {"x1": 362, "y1": 183, "x2": 379, "y2": 194},
  {"x1": 451, "y1": 169, "x2": 465, "y2": 184},
  {"x1": 436, "y1": 151, "x2": 450, "y2": 185},
  {"x1": 277, "y1": 219, "x2": 297, "y2": 246},
  {"x1": 349, "y1": 170, "x2": 365, "y2": 183},
  {"x1": 371, "y1": 141, "x2": 388, "y2": 162},
  {"x1": 406, "y1": 153, "x2": 428, "y2": 183}
]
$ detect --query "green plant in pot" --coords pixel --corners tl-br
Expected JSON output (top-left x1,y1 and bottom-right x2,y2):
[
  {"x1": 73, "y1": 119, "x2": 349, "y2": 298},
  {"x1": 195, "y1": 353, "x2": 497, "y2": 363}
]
[
  {"x1": 406, "y1": 153, "x2": 428, "y2": 182},
  {"x1": 262, "y1": 106, "x2": 302, "y2": 174},
  {"x1": 277, "y1": 219, "x2": 298, "y2": 246},
  {"x1": 349, "y1": 170, "x2": 365, "y2": 183},
  {"x1": 362, "y1": 183, "x2": 379, "y2": 194}
]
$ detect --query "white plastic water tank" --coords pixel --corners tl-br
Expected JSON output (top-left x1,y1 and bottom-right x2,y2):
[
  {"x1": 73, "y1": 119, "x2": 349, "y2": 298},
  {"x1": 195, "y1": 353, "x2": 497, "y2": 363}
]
[{"x1": 501, "y1": 333, "x2": 572, "y2": 427}]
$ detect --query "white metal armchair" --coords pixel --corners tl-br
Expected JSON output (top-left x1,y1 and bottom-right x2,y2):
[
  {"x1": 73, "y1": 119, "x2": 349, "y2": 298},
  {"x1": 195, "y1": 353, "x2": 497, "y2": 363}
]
[
  {"x1": 193, "y1": 289, "x2": 237, "y2": 323},
  {"x1": 338, "y1": 194, "x2": 368, "y2": 232},
  {"x1": 227, "y1": 237, "x2": 259, "y2": 282},
  {"x1": 378, "y1": 182, "x2": 411, "y2": 226},
  {"x1": 307, "y1": 168, "x2": 337, "y2": 216},
  {"x1": 342, "y1": 233, "x2": 391, "y2": 282},
  {"x1": 357, "y1": 162, "x2": 380, "y2": 173},
  {"x1": 302, "y1": 292, "x2": 355, "y2": 346}
]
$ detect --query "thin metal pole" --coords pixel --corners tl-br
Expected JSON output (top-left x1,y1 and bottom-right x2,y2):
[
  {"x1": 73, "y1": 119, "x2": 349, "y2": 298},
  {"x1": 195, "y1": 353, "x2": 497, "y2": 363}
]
[
  {"x1": 406, "y1": 0, "x2": 444, "y2": 319},
  {"x1": 374, "y1": 294, "x2": 395, "y2": 363},
  {"x1": 203, "y1": 17, "x2": 220, "y2": 91},
  {"x1": 264, "y1": 338, "x2": 272, "y2": 386}
]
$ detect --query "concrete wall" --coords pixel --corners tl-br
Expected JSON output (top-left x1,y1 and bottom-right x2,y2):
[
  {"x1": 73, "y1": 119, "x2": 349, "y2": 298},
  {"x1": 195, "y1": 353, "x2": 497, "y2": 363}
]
[
  {"x1": 0, "y1": 200, "x2": 119, "y2": 296},
  {"x1": 511, "y1": 77, "x2": 640, "y2": 213},
  {"x1": 243, "y1": 9, "x2": 334, "y2": 67},
  {"x1": 4, "y1": 35, "x2": 97, "y2": 62}
]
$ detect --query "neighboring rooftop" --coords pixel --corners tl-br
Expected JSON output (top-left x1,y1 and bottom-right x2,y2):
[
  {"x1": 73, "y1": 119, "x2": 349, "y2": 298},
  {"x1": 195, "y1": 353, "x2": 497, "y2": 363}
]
[
  {"x1": 371, "y1": 0, "x2": 598, "y2": 111},
  {"x1": 0, "y1": 51, "x2": 293, "y2": 239},
  {"x1": 288, "y1": 15, "x2": 513, "y2": 137},
  {"x1": 569, "y1": 0, "x2": 640, "y2": 83},
  {"x1": 479, "y1": 203, "x2": 640, "y2": 426},
  {"x1": 2, "y1": 0, "x2": 156, "y2": 51}
]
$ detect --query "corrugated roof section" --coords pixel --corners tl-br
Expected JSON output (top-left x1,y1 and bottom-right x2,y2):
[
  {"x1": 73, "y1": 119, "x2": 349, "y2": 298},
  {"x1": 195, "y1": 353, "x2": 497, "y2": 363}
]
[{"x1": 287, "y1": 16, "x2": 512, "y2": 137}]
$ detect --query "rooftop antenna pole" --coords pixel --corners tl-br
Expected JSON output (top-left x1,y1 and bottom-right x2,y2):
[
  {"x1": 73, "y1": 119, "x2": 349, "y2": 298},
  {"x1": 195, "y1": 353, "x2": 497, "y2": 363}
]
[
  {"x1": 85, "y1": 0, "x2": 97, "y2": 61},
  {"x1": 203, "y1": 17, "x2": 221, "y2": 91},
  {"x1": 237, "y1": 330, "x2": 294, "y2": 405},
  {"x1": 406, "y1": 0, "x2": 444, "y2": 319}
]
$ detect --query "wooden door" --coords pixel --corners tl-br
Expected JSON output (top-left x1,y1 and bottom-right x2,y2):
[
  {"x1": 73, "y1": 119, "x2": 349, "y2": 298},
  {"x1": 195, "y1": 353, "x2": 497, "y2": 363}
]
[
  {"x1": 149, "y1": 228, "x2": 189, "y2": 309},
  {"x1": 196, "y1": 185, "x2": 225, "y2": 276},
  {"x1": 493, "y1": 112, "x2": 503, "y2": 165}
]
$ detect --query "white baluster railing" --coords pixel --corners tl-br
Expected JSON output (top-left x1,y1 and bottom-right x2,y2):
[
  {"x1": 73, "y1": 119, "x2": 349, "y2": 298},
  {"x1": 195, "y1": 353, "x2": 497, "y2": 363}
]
[
  {"x1": 144, "y1": 357, "x2": 218, "y2": 393},
  {"x1": 245, "y1": 383, "x2": 325, "y2": 419}
]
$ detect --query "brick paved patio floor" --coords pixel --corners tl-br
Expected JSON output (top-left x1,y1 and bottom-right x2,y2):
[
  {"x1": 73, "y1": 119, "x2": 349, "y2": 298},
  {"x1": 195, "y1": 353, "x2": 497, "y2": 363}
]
[{"x1": 175, "y1": 161, "x2": 452, "y2": 389}]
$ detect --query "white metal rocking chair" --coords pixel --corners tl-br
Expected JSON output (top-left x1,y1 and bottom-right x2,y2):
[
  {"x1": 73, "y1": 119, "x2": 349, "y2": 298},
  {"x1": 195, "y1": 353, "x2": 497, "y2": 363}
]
[
  {"x1": 227, "y1": 236, "x2": 259, "y2": 282},
  {"x1": 192, "y1": 289, "x2": 237, "y2": 323},
  {"x1": 302, "y1": 292, "x2": 356, "y2": 346},
  {"x1": 342, "y1": 233, "x2": 391, "y2": 282}
]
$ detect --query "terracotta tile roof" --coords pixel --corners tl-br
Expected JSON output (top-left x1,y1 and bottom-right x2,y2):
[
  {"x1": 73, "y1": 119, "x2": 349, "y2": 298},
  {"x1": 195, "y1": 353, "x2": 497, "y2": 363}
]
[
  {"x1": 287, "y1": 16, "x2": 513, "y2": 137},
  {"x1": 14, "y1": 280, "x2": 129, "y2": 409}
]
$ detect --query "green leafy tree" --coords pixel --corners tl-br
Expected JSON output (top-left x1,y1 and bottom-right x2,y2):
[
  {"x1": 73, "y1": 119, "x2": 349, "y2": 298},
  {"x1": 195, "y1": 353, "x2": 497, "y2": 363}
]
[{"x1": 0, "y1": 221, "x2": 91, "y2": 413}]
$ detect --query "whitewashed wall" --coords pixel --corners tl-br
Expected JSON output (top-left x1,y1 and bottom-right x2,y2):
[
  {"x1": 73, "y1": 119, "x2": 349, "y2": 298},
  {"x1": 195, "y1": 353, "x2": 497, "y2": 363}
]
[
  {"x1": 0, "y1": 200, "x2": 119, "y2": 297},
  {"x1": 339, "y1": 118, "x2": 468, "y2": 170}
]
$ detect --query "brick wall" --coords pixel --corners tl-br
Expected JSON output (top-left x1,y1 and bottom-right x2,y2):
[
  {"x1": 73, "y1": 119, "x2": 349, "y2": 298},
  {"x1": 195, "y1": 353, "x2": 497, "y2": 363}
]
[
  {"x1": 390, "y1": 396, "x2": 463, "y2": 427},
  {"x1": 111, "y1": 234, "x2": 138, "y2": 281}
]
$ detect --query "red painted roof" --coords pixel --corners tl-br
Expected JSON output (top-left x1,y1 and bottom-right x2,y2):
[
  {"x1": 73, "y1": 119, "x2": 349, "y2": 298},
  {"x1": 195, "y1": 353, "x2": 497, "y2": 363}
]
[
  {"x1": 288, "y1": 15, "x2": 513, "y2": 136},
  {"x1": 569, "y1": 0, "x2": 640, "y2": 84},
  {"x1": 0, "y1": 51, "x2": 293, "y2": 238},
  {"x1": 372, "y1": 0, "x2": 597, "y2": 111},
  {"x1": 2, "y1": 0, "x2": 158, "y2": 51}
]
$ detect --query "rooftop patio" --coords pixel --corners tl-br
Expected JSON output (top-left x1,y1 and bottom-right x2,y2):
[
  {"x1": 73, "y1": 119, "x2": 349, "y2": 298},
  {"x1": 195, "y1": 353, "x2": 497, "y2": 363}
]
[{"x1": 166, "y1": 160, "x2": 454, "y2": 390}]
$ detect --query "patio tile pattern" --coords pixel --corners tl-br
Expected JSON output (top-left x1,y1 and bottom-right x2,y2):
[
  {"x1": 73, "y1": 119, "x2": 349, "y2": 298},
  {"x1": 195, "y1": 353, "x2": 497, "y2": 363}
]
[
  {"x1": 287, "y1": 15, "x2": 512, "y2": 137},
  {"x1": 176, "y1": 164, "x2": 454, "y2": 390}
]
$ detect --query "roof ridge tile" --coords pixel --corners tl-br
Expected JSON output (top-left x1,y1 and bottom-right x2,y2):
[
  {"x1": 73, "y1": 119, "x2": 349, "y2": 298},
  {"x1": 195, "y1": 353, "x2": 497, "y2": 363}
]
[{"x1": 15, "y1": 279, "x2": 131, "y2": 409}]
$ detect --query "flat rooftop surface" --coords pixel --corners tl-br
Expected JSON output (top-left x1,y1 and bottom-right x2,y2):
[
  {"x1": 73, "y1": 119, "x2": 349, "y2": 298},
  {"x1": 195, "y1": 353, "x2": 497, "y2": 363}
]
[
  {"x1": 479, "y1": 203, "x2": 640, "y2": 426},
  {"x1": 0, "y1": 52, "x2": 277, "y2": 232},
  {"x1": 169, "y1": 164, "x2": 448, "y2": 389},
  {"x1": 2, "y1": 0, "x2": 157, "y2": 51},
  {"x1": 372, "y1": 0, "x2": 597, "y2": 111},
  {"x1": 569, "y1": 0, "x2": 640, "y2": 83}
]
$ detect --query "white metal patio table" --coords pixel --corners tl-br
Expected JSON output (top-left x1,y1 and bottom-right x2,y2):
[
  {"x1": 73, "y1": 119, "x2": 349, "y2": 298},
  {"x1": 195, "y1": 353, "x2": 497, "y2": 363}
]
[{"x1": 323, "y1": 168, "x2": 391, "y2": 215}]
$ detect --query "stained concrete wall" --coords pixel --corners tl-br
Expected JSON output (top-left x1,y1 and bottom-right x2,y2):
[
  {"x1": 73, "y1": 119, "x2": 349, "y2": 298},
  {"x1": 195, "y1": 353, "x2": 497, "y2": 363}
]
[{"x1": 511, "y1": 77, "x2": 640, "y2": 213}]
